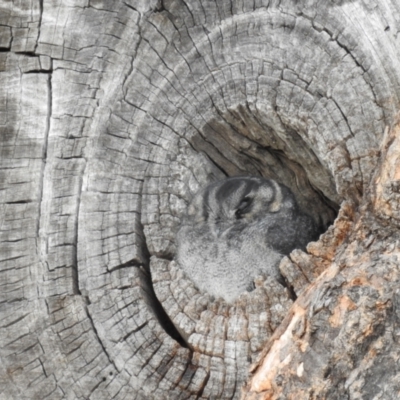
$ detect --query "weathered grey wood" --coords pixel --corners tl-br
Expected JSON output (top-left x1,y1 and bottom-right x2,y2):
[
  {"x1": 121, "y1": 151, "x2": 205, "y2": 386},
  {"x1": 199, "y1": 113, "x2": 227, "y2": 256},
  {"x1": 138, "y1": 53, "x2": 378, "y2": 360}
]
[{"x1": 2, "y1": 0, "x2": 400, "y2": 398}]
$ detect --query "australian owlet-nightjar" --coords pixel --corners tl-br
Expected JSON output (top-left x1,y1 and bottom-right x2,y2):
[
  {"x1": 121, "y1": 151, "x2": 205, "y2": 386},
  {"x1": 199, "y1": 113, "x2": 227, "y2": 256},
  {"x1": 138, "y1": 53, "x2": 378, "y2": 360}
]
[{"x1": 176, "y1": 176, "x2": 320, "y2": 303}]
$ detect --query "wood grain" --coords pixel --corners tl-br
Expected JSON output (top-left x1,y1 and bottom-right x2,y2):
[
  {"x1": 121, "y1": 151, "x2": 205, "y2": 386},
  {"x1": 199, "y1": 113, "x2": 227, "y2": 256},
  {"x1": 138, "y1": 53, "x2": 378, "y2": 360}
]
[{"x1": 2, "y1": 0, "x2": 400, "y2": 398}]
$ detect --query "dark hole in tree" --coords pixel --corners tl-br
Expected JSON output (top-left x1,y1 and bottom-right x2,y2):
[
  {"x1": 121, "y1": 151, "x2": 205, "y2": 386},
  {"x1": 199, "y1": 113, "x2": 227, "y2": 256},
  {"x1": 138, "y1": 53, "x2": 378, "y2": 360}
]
[
  {"x1": 190, "y1": 105, "x2": 340, "y2": 232},
  {"x1": 143, "y1": 104, "x2": 340, "y2": 346}
]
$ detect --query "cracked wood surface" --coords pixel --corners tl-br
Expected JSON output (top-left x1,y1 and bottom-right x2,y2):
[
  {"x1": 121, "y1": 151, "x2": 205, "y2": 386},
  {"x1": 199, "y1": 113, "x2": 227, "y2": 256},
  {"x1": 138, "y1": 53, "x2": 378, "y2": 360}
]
[{"x1": 2, "y1": 0, "x2": 400, "y2": 399}]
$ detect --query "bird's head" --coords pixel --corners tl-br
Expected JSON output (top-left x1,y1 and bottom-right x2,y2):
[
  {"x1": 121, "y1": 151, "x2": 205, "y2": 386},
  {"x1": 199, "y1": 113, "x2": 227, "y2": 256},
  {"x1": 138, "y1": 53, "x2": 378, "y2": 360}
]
[{"x1": 187, "y1": 176, "x2": 297, "y2": 225}]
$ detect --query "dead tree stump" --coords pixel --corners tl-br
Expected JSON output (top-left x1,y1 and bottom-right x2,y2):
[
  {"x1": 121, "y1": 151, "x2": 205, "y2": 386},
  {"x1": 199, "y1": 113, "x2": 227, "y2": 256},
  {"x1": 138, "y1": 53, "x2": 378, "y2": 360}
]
[{"x1": 1, "y1": 0, "x2": 400, "y2": 399}]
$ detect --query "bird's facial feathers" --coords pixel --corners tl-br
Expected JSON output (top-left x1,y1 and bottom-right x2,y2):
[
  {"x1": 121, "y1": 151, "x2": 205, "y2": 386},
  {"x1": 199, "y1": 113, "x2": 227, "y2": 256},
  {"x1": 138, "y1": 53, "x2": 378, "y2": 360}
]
[{"x1": 177, "y1": 176, "x2": 318, "y2": 303}]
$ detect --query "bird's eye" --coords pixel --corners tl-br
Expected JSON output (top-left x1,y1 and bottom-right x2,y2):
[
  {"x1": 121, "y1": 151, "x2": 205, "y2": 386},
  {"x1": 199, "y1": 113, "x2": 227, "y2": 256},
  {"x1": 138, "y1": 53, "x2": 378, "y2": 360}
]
[{"x1": 235, "y1": 196, "x2": 252, "y2": 218}]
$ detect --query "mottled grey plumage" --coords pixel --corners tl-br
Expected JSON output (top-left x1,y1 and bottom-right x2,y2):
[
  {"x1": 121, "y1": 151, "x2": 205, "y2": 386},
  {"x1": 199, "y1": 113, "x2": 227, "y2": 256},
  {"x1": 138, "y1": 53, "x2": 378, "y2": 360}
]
[{"x1": 176, "y1": 176, "x2": 320, "y2": 303}]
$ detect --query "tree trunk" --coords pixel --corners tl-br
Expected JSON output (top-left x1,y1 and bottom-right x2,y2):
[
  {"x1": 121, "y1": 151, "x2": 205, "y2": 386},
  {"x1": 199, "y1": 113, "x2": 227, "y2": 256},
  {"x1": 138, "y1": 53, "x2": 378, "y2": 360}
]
[{"x1": 1, "y1": 0, "x2": 400, "y2": 398}]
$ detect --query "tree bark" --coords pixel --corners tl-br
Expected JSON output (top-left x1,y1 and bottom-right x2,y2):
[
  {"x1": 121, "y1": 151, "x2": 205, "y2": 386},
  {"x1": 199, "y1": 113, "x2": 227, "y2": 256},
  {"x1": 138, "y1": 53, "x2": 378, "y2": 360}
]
[{"x1": 1, "y1": 0, "x2": 400, "y2": 399}]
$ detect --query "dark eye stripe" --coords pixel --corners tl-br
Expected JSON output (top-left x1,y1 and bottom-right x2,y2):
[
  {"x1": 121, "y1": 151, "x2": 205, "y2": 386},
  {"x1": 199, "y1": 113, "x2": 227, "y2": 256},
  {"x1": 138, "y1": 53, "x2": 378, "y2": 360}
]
[
  {"x1": 202, "y1": 200, "x2": 209, "y2": 220},
  {"x1": 235, "y1": 196, "x2": 253, "y2": 218},
  {"x1": 237, "y1": 196, "x2": 251, "y2": 212},
  {"x1": 215, "y1": 179, "x2": 244, "y2": 203},
  {"x1": 202, "y1": 186, "x2": 212, "y2": 220}
]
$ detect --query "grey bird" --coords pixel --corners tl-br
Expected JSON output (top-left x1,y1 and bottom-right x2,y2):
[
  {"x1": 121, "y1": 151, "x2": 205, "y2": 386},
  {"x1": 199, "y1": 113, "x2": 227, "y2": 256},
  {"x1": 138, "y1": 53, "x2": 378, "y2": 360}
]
[{"x1": 176, "y1": 176, "x2": 320, "y2": 303}]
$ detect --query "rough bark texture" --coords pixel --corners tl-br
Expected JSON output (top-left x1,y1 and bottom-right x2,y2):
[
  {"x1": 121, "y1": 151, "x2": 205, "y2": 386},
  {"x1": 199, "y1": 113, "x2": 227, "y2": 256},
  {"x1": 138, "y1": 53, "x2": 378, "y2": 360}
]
[{"x1": 1, "y1": 0, "x2": 400, "y2": 399}]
